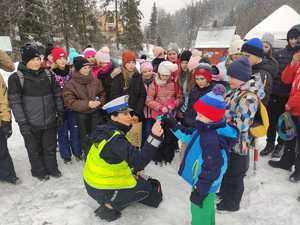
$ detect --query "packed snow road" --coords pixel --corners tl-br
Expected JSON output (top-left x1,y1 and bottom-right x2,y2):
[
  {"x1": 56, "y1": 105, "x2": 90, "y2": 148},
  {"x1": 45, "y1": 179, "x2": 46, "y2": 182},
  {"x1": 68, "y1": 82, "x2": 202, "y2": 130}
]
[{"x1": 1, "y1": 120, "x2": 300, "y2": 225}]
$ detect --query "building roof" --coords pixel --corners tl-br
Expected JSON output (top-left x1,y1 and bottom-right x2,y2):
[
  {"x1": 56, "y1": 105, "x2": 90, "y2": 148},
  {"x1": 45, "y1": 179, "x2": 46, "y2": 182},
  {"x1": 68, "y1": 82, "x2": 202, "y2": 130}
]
[
  {"x1": 194, "y1": 26, "x2": 236, "y2": 49},
  {"x1": 0, "y1": 36, "x2": 12, "y2": 52},
  {"x1": 245, "y1": 5, "x2": 300, "y2": 47}
]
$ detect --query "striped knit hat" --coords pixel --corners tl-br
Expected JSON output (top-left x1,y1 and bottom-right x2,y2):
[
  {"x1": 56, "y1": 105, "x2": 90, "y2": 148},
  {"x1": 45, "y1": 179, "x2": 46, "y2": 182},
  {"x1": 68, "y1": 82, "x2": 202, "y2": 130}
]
[{"x1": 193, "y1": 84, "x2": 226, "y2": 122}]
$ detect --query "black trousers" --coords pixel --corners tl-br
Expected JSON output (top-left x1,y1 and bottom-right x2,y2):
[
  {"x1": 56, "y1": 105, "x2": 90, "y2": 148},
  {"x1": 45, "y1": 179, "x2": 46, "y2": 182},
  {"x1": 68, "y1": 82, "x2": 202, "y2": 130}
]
[
  {"x1": 77, "y1": 111, "x2": 106, "y2": 157},
  {"x1": 294, "y1": 116, "x2": 300, "y2": 173},
  {"x1": 23, "y1": 127, "x2": 59, "y2": 177},
  {"x1": 84, "y1": 178, "x2": 153, "y2": 211},
  {"x1": 266, "y1": 95, "x2": 288, "y2": 145},
  {"x1": 154, "y1": 126, "x2": 177, "y2": 163},
  {"x1": 0, "y1": 130, "x2": 17, "y2": 181},
  {"x1": 219, "y1": 152, "x2": 250, "y2": 209},
  {"x1": 280, "y1": 116, "x2": 300, "y2": 173}
]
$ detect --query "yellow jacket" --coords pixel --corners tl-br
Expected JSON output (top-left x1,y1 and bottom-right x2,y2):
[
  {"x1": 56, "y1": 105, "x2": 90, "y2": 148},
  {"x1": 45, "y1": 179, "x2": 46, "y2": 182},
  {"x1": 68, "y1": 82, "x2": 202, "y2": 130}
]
[
  {"x1": 0, "y1": 50, "x2": 14, "y2": 126},
  {"x1": 84, "y1": 131, "x2": 137, "y2": 190}
]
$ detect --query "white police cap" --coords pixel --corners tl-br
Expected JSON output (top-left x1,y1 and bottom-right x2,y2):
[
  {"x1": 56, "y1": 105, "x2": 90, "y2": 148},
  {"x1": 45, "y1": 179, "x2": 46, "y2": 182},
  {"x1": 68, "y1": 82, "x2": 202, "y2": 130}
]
[{"x1": 102, "y1": 95, "x2": 133, "y2": 113}]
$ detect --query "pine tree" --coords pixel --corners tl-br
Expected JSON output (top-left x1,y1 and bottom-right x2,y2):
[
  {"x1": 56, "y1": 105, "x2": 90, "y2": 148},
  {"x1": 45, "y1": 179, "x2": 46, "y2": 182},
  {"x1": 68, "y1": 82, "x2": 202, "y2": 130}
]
[
  {"x1": 120, "y1": 0, "x2": 144, "y2": 51},
  {"x1": 148, "y1": 2, "x2": 158, "y2": 45},
  {"x1": 18, "y1": 0, "x2": 52, "y2": 44},
  {"x1": 48, "y1": 0, "x2": 105, "y2": 51}
]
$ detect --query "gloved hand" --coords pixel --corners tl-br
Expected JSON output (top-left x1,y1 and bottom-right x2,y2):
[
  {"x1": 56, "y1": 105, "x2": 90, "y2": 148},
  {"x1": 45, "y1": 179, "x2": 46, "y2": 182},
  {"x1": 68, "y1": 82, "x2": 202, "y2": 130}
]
[
  {"x1": 161, "y1": 114, "x2": 177, "y2": 129},
  {"x1": 1, "y1": 121, "x2": 12, "y2": 138},
  {"x1": 190, "y1": 190, "x2": 207, "y2": 208},
  {"x1": 166, "y1": 99, "x2": 176, "y2": 111},
  {"x1": 18, "y1": 122, "x2": 32, "y2": 136},
  {"x1": 159, "y1": 106, "x2": 169, "y2": 114},
  {"x1": 57, "y1": 114, "x2": 65, "y2": 128}
]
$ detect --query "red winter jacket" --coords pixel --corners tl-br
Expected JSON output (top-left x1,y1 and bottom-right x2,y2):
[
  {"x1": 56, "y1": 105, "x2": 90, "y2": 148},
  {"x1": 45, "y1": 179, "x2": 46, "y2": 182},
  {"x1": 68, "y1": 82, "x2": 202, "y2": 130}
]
[{"x1": 281, "y1": 62, "x2": 300, "y2": 116}]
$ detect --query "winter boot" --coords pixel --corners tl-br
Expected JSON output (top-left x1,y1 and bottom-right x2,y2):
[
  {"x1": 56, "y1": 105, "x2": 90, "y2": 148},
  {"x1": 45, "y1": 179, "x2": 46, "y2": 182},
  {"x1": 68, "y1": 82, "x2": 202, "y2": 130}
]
[
  {"x1": 269, "y1": 147, "x2": 295, "y2": 171},
  {"x1": 64, "y1": 158, "x2": 72, "y2": 164},
  {"x1": 260, "y1": 142, "x2": 274, "y2": 156},
  {"x1": 75, "y1": 155, "x2": 83, "y2": 162},
  {"x1": 34, "y1": 174, "x2": 50, "y2": 181},
  {"x1": 216, "y1": 200, "x2": 240, "y2": 212},
  {"x1": 50, "y1": 170, "x2": 62, "y2": 178},
  {"x1": 289, "y1": 171, "x2": 300, "y2": 183},
  {"x1": 94, "y1": 205, "x2": 121, "y2": 222},
  {"x1": 2, "y1": 177, "x2": 22, "y2": 185},
  {"x1": 271, "y1": 144, "x2": 284, "y2": 159}
]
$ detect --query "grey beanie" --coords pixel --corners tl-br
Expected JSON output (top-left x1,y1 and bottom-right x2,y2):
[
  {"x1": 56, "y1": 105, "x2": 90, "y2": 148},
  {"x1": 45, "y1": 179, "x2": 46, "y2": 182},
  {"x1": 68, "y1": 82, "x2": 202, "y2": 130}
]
[
  {"x1": 227, "y1": 57, "x2": 252, "y2": 82},
  {"x1": 262, "y1": 32, "x2": 275, "y2": 47}
]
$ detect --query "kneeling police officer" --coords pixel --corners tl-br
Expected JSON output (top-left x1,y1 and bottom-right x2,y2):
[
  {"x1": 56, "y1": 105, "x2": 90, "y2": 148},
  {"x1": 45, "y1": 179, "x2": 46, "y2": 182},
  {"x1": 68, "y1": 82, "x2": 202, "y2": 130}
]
[{"x1": 83, "y1": 95, "x2": 163, "y2": 222}]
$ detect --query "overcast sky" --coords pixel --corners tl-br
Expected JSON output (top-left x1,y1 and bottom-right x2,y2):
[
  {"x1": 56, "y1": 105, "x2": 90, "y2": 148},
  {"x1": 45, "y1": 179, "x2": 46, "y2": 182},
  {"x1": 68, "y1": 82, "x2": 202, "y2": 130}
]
[{"x1": 139, "y1": 0, "x2": 192, "y2": 27}]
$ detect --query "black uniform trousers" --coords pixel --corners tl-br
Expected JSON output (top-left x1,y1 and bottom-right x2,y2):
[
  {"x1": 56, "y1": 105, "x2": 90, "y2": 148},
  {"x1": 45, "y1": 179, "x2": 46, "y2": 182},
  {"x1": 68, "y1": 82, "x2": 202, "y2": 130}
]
[{"x1": 84, "y1": 178, "x2": 153, "y2": 211}]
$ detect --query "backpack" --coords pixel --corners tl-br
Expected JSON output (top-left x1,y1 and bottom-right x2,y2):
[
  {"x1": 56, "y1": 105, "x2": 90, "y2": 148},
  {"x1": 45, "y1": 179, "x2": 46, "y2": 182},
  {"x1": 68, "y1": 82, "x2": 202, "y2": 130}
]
[
  {"x1": 17, "y1": 70, "x2": 52, "y2": 88},
  {"x1": 238, "y1": 91, "x2": 269, "y2": 138},
  {"x1": 139, "y1": 177, "x2": 163, "y2": 208}
]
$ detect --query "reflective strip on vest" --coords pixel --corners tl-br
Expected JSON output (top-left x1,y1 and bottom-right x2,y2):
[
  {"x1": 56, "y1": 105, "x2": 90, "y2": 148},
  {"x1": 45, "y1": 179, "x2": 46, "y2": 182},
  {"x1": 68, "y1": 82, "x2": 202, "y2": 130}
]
[{"x1": 83, "y1": 131, "x2": 137, "y2": 189}]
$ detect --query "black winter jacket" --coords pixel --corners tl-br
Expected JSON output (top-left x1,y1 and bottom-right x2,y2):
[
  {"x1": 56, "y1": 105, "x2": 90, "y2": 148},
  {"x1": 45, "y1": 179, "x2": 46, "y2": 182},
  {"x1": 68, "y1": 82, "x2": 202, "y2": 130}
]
[
  {"x1": 97, "y1": 65, "x2": 114, "y2": 101},
  {"x1": 183, "y1": 85, "x2": 213, "y2": 127},
  {"x1": 252, "y1": 61, "x2": 274, "y2": 106},
  {"x1": 90, "y1": 121, "x2": 162, "y2": 171},
  {"x1": 8, "y1": 63, "x2": 64, "y2": 130},
  {"x1": 110, "y1": 70, "x2": 146, "y2": 119},
  {"x1": 273, "y1": 45, "x2": 294, "y2": 96}
]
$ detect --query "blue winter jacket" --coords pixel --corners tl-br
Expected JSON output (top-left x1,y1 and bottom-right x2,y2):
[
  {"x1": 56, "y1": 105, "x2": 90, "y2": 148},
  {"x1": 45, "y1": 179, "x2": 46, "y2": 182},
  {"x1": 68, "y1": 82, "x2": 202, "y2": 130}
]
[{"x1": 174, "y1": 121, "x2": 237, "y2": 197}]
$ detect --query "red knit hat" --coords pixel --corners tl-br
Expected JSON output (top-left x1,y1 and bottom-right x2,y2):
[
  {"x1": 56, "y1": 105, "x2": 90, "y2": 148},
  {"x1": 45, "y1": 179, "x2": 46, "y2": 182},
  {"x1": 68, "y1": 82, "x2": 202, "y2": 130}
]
[
  {"x1": 122, "y1": 50, "x2": 136, "y2": 66},
  {"x1": 52, "y1": 47, "x2": 68, "y2": 62},
  {"x1": 193, "y1": 84, "x2": 226, "y2": 122},
  {"x1": 193, "y1": 68, "x2": 212, "y2": 82}
]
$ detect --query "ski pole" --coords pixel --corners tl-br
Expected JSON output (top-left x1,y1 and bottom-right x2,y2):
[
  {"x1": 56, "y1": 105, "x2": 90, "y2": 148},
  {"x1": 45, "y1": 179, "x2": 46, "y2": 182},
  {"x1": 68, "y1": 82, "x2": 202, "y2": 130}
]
[{"x1": 253, "y1": 148, "x2": 259, "y2": 175}]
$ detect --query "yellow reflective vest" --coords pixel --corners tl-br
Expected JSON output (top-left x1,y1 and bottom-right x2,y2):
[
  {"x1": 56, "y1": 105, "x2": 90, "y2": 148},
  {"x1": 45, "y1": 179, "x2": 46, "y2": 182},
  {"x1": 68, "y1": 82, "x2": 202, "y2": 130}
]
[{"x1": 83, "y1": 131, "x2": 137, "y2": 189}]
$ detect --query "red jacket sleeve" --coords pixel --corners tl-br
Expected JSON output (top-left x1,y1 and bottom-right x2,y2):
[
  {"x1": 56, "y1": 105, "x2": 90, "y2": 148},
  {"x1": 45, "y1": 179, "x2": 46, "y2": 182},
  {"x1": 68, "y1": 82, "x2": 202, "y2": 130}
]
[
  {"x1": 287, "y1": 92, "x2": 300, "y2": 110},
  {"x1": 281, "y1": 62, "x2": 299, "y2": 84}
]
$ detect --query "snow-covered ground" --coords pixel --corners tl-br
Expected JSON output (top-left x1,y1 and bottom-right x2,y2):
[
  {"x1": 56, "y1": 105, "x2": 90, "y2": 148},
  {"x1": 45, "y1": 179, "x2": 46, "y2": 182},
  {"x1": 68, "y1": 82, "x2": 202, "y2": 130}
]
[{"x1": 1, "y1": 71, "x2": 300, "y2": 225}]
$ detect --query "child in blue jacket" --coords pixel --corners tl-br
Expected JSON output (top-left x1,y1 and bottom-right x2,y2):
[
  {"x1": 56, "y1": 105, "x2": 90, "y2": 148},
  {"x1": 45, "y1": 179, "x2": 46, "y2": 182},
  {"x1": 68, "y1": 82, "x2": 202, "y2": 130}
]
[{"x1": 162, "y1": 84, "x2": 237, "y2": 225}]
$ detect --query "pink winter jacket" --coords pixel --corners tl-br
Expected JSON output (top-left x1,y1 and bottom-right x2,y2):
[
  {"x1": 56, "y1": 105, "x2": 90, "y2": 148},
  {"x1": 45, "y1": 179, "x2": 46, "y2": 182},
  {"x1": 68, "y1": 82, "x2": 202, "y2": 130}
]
[{"x1": 146, "y1": 77, "x2": 181, "y2": 119}]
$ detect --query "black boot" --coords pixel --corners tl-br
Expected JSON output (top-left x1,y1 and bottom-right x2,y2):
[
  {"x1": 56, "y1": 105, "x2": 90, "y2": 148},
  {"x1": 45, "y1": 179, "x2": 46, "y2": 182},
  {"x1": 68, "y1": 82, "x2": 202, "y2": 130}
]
[
  {"x1": 269, "y1": 147, "x2": 295, "y2": 171},
  {"x1": 34, "y1": 174, "x2": 50, "y2": 181},
  {"x1": 271, "y1": 144, "x2": 284, "y2": 158},
  {"x1": 289, "y1": 171, "x2": 300, "y2": 183},
  {"x1": 260, "y1": 142, "x2": 274, "y2": 156},
  {"x1": 95, "y1": 205, "x2": 121, "y2": 222},
  {"x1": 217, "y1": 200, "x2": 240, "y2": 212},
  {"x1": 49, "y1": 170, "x2": 62, "y2": 178},
  {"x1": 2, "y1": 176, "x2": 22, "y2": 185}
]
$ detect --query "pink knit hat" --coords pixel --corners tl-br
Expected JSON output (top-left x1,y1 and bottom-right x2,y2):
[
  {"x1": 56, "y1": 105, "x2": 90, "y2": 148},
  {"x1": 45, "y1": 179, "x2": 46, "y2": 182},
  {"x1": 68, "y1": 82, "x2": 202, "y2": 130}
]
[
  {"x1": 188, "y1": 49, "x2": 202, "y2": 71},
  {"x1": 153, "y1": 46, "x2": 165, "y2": 58},
  {"x1": 83, "y1": 48, "x2": 97, "y2": 58},
  {"x1": 140, "y1": 61, "x2": 153, "y2": 72},
  {"x1": 96, "y1": 47, "x2": 111, "y2": 63}
]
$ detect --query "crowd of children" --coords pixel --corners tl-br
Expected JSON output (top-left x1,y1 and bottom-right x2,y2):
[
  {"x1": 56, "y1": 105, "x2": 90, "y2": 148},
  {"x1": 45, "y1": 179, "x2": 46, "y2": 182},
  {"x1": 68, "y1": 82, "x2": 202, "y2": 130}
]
[{"x1": 0, "y1": 24, "x2": 300, "y2": 224}]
